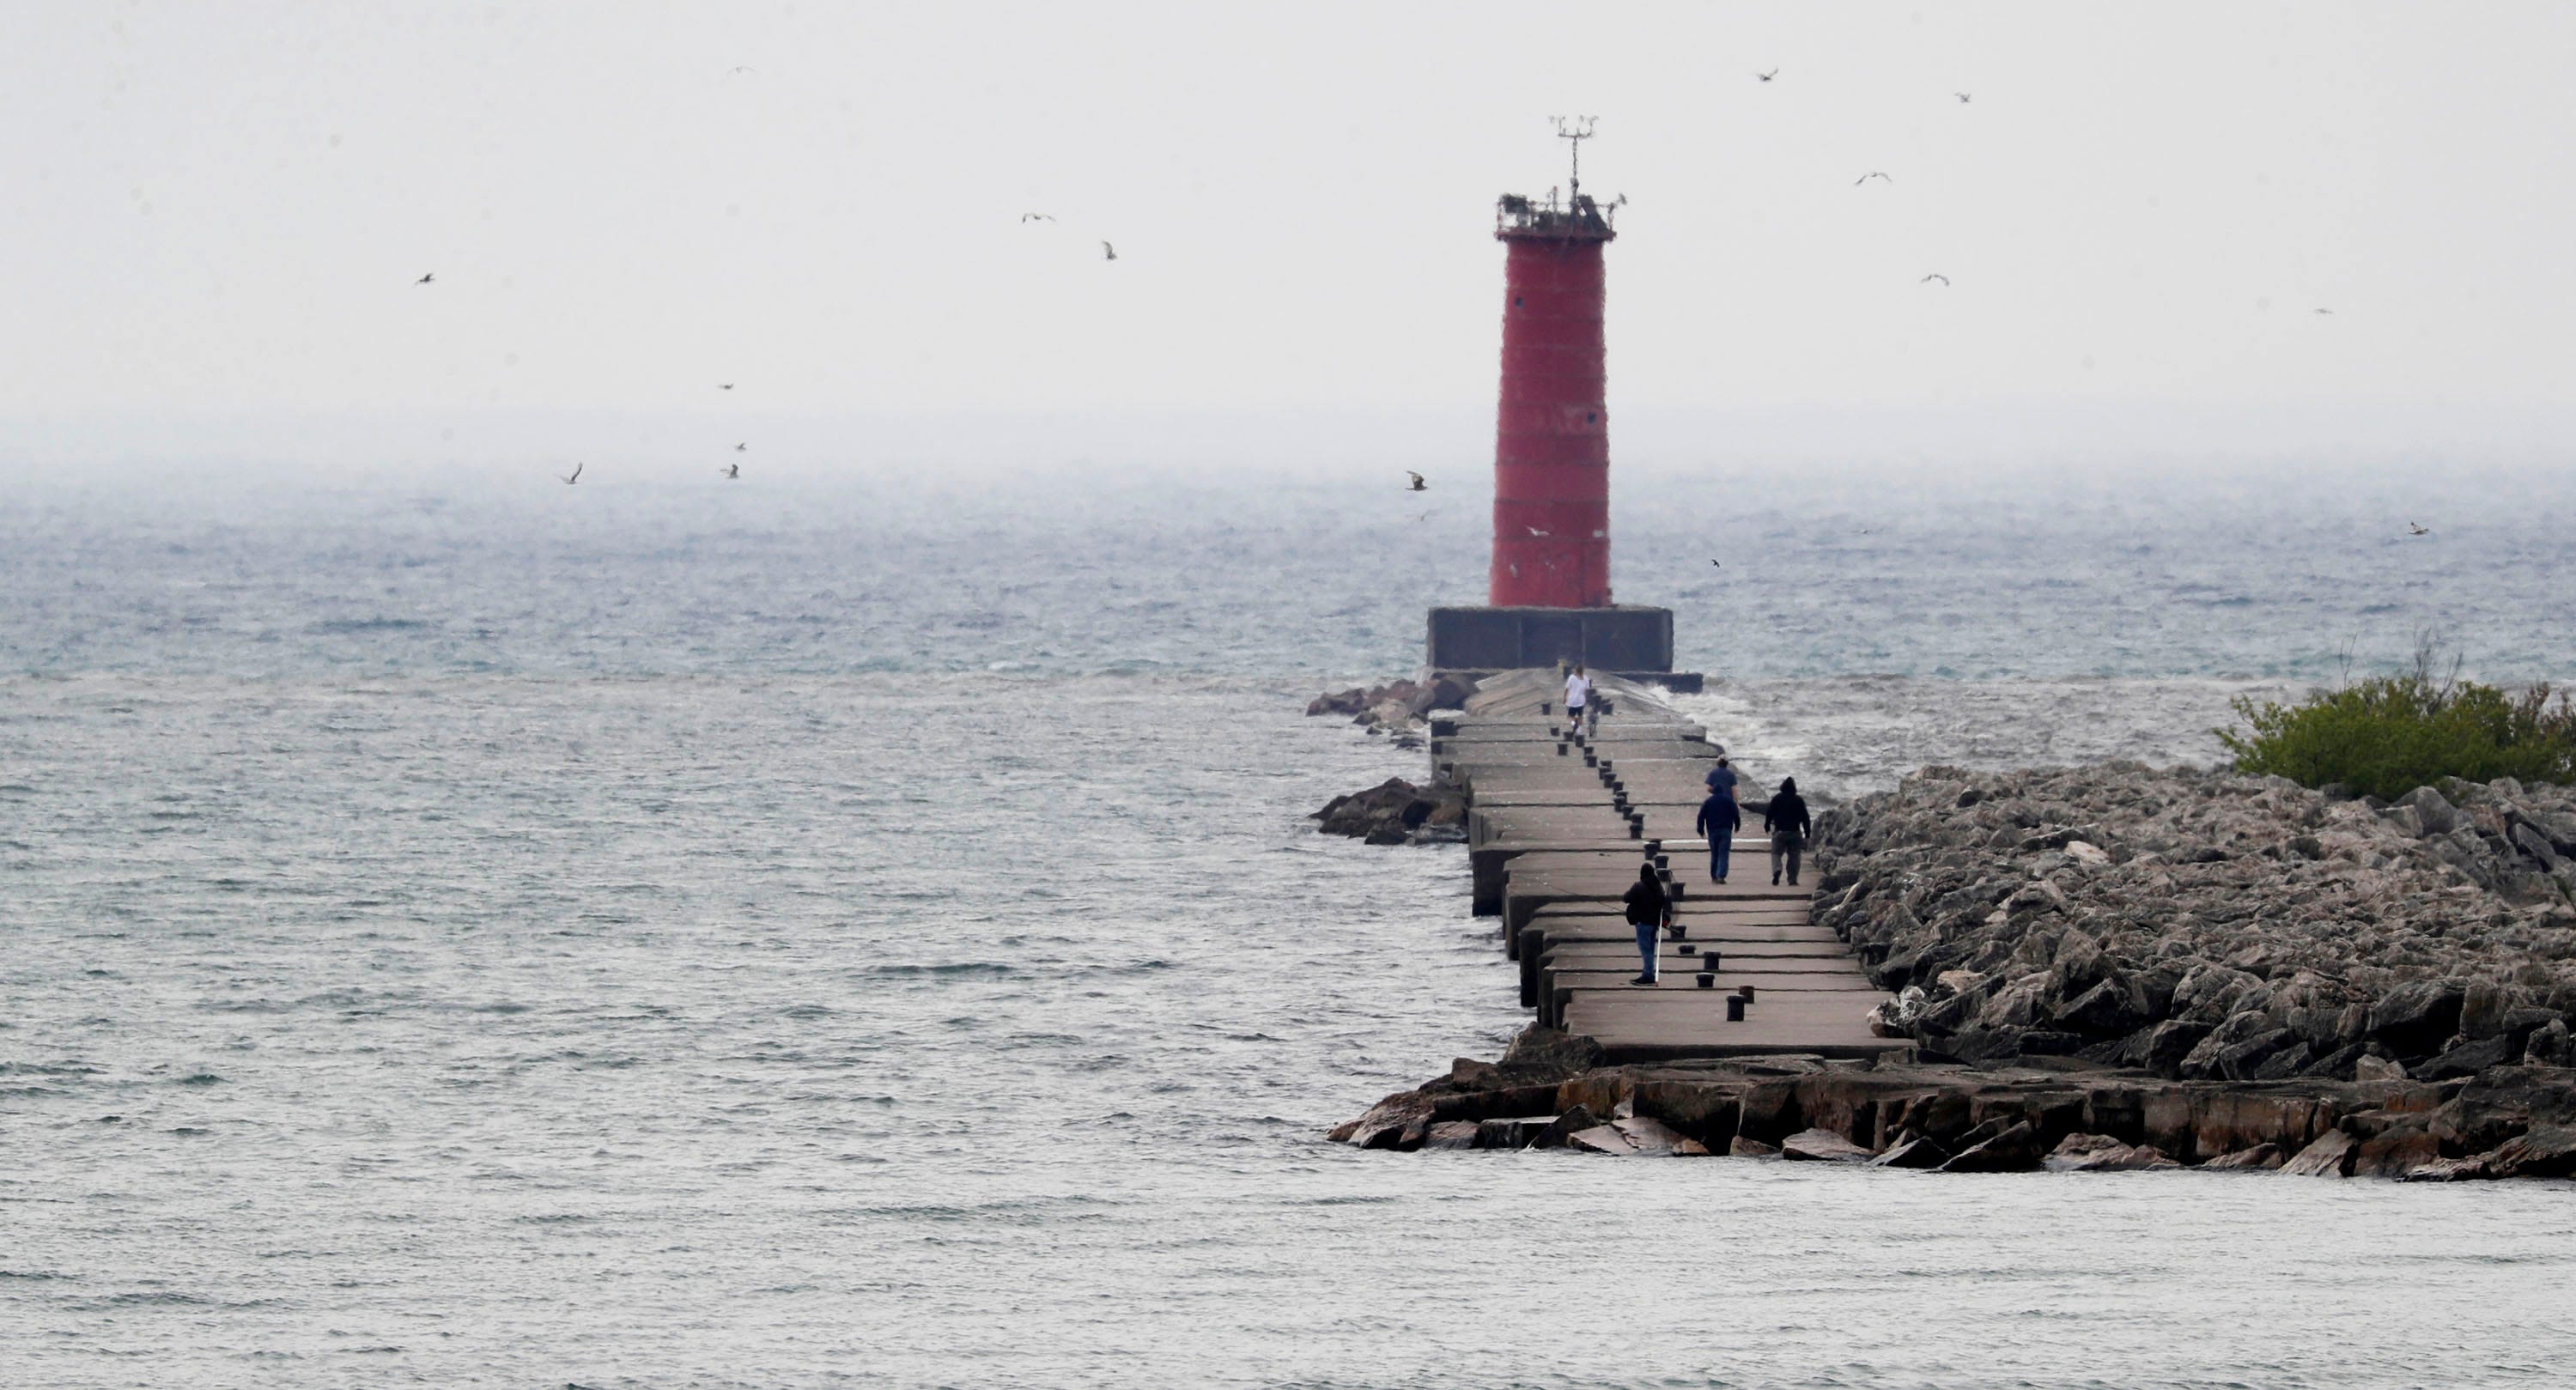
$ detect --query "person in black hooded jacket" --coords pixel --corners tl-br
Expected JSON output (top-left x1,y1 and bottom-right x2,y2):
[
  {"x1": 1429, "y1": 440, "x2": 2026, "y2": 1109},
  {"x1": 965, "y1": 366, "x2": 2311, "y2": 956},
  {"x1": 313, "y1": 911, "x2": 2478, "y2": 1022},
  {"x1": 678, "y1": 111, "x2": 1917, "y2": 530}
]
[
  {"x1": 1765, "y1": 777, "x2": 1812, "y2": 886},
  {"x1": 1619, "y1": 864, "x2": 1669, "y2": 985}
]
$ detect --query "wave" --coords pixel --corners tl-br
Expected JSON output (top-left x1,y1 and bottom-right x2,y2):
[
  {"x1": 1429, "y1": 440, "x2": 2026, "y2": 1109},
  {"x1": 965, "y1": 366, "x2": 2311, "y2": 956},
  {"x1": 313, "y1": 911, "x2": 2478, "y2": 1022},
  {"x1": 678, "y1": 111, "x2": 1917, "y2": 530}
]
[{"x1": 307, "y1": 617, "x2": 436, "y2": 634}]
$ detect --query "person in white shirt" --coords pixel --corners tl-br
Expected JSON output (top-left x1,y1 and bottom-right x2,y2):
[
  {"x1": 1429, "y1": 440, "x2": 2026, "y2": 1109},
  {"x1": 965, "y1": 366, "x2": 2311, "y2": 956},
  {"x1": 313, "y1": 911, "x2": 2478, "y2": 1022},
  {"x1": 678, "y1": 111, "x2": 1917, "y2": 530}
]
[{"x1": 1563, "y1": 665, "x2": 1592, "y2": 728}]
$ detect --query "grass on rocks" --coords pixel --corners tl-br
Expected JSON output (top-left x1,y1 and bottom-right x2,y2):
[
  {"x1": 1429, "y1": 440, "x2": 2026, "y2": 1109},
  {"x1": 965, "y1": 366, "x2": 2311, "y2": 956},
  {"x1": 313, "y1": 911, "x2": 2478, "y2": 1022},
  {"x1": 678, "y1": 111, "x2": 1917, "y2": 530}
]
[{"x1": 2219, "y1": 659, "x2": 2576, "y2": 802}]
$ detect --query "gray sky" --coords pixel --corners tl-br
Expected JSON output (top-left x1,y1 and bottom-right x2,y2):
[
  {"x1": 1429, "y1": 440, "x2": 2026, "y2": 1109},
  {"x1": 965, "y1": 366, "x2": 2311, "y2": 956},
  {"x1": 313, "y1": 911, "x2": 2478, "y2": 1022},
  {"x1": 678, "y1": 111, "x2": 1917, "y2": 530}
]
[{"x1": 6, "y1": 2, "x2": 2574, "y2": 451}]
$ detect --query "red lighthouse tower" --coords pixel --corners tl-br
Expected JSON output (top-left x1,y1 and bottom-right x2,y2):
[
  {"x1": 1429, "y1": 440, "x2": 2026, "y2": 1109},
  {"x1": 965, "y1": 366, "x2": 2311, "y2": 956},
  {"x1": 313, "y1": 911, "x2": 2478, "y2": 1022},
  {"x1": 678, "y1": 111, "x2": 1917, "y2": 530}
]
[
  {"x1": 1427, "y1": 122, "x2": 1689, "y2": 686},
  {"x1": 1491, "y1": 118, "x2": 1614, "y2": 608}
]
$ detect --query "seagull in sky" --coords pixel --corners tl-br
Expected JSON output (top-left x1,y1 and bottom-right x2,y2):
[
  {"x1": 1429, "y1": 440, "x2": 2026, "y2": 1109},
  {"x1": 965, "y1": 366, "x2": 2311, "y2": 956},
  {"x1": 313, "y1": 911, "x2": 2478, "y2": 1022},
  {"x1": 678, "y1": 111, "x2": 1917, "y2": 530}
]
[
  {"x1": 1922, "y1": 273, "x2": 1950, "y2": 286},
  {"x1": 1856, "y1": 172, "x2": 1893, "y2": 186},
  {"x1": 722, "y1": 463, "x2": 741, "y2": 479},
  {"x1": 727, "y1": 65, "x2": 756, "y2": 76},
  {"x1": 1755, "y1": 69, "x2": 1777, "y2": 82},
  {"x1": 557, "y1": 462, "x2": 583, "y2": 485},
  {"x1": 1101, "y1": 240, "x2": 1117, "y2": 261},
  {"x1": 734, "y1": 442, "x2": 748, "y2": 452},
  {"x1": 2314, "y1": 307, "x2": 2334, "y2": 315},
  {"x1": 1021, "y1": 212, "x2": 1054, "y2": 222},
  {"x1": 1710, "y1": 559, "x2": 1722, "y2": 568},
  {"x1": 415, "y1": 272, "x2": 434, "y2": 285},
  {"x1": 2408, "y1": 522, "x2": 2431, "y2": 536},
  {"x1": 1405, "y1": 470, "x2": 1426, "y2": 492},
  {"x1": 1527, "y1": 526, "x2": 1549, "y2": 537},
  {"x1": 718, "y1": 383, "x2": 735, "y2": 391},
  {"x1": 1955, "y1": 92, "x2": 1972, "y2": 104}
]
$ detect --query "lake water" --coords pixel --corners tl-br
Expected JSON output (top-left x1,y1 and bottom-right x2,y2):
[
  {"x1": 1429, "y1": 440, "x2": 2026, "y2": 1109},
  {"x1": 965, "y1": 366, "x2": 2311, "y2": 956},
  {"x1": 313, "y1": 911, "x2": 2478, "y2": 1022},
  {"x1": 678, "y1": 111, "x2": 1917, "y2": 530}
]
[{"x1": 4, "y1": 461, "x2": 2573, "y2": 1387}]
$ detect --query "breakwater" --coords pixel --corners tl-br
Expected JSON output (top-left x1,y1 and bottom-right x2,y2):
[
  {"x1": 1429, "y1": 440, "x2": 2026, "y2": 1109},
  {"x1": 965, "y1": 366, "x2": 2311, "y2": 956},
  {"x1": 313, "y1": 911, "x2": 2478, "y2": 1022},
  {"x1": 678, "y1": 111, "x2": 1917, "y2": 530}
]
[{"x1": 1326, "y1": 672, "x2": 2576, "y2": 1180}]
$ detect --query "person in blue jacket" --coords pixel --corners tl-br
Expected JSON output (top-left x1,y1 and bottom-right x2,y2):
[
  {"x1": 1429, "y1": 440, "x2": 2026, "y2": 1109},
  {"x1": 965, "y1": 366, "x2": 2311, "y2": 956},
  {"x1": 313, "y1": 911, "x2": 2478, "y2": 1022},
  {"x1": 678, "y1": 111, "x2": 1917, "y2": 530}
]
[{"x1": 1696, "y1": 786, "x2": 1741, "y2": 885}]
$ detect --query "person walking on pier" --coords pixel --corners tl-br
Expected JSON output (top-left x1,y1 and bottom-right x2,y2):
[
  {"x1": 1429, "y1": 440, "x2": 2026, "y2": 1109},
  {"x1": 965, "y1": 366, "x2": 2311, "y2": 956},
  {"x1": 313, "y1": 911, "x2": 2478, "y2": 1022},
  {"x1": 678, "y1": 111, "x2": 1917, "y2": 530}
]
[
  {"x1": 1765, "y1": 777, "x2": 1813, "y2": 887},
  {"x1": 1704, "y1": 755, "x2": 1738, "y2": 804},
  {"x1": 1621, "y1": 863, "x2": 1670, "y2": 986},
  {"x1": 1563, "y1": 664, "x2": 1593, "y2": 731},
  {"x1": 1697, "y1": 785, "x2": 1741, "y2": 885}
]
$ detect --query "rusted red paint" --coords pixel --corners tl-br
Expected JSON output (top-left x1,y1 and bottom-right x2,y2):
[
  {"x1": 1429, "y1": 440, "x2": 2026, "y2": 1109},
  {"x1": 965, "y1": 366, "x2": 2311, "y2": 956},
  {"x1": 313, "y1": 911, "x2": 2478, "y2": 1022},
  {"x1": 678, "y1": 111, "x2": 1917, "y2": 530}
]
[{"x1": 1490, "y1": 208, "x2": 1613, "y2": 607}]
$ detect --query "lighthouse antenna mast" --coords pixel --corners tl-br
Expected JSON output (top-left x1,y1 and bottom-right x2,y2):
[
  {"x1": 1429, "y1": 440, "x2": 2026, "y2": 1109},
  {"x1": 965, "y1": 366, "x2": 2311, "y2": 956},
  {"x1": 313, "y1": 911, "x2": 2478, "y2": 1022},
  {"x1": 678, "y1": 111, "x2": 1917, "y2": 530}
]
[{"x1": 1552, "y1": 115, "x2": 1597, "y2": 203}]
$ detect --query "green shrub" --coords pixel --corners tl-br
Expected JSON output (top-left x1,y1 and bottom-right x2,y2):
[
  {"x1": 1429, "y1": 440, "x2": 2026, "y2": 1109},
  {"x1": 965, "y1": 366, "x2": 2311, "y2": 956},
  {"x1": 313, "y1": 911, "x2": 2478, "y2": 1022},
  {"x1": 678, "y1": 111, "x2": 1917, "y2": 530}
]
[{"x1": 2218, "y1": 665, "x2": 2576, "y2": 801}]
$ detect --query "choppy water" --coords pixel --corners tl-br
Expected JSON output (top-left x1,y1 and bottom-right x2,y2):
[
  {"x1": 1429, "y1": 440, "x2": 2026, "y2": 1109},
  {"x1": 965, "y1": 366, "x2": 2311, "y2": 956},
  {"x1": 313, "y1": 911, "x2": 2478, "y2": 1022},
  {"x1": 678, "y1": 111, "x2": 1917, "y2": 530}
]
[{"x1": 4, "y1": 463, "x2": 2574, "y2": 1387}]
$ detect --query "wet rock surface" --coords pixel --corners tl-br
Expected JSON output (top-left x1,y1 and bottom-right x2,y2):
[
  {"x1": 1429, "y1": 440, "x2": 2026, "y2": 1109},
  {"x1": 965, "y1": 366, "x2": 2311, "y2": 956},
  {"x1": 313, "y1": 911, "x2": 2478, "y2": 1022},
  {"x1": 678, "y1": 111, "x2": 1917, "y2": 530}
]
[
  {"x1": 1306, "y1": 675, "x2": 1478, "y2": 749},
  {"x1": 1328, "y1": 1035, "x2": 2576, "y2": 1180},
  {"x1": 1808, "y1": 765, "x2": 2576, "y2": 1083},
  {"x1": 1311, "y1": 776, "x2": 1467, "y2": 846}
]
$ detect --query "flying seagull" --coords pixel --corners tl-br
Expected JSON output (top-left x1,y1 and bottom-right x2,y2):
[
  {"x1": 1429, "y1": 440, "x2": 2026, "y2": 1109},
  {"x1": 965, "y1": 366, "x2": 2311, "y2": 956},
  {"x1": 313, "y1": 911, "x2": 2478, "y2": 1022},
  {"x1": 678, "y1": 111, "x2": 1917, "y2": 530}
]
[
  {"x1": 557, "y1": 462, "x2": 583, "y2": 485},
  {"x1": 2313, "y1": 307, "x2": 2334, "y2": 315},
  {"x1": 734, "y1": 442, "x2": 748, "y2": 452},
  {"x1": 415, "y1": 272, "x2": 434, "y2": 285},
  {"x1": 1526, "y1": 526, "x2": 1549, "y2": 537},
  {"x1": 1021, "y1": 212, "x2": 1054, "y2": 222},
  {"x1": 1756, "y1": 69, "x2": 1777, "y2": 82},
  {"x1": 1955, "y1": 92, "x2": 1972, "y2": 104},
  {"x1": 718, "y1": 383, "x2": 735, "y2": 391},
  {"x1": 1922, "y1": 273, "x2": 1950, "y2": 286},
  {"x1": 1101, "y1": 240, "x2": 1117, "y2": 261},
  {"x1": 1405, "y1": 470, "x2": 1426, "y2": 492},
  {"x1": 722, "y1": 463, "x2": 741, "y2": 480},
  {"x1": 1710, "y1": 559, "x2": 1722, "y2": 568},
  {"x1": 2408, "y1": 522, "x2": 2431, "y2": 536},
  {"x1": 1856, "y1": 172, "x2": 1893, "y2": 186},
  {"x1": 727, "y1": 65, "x2": 756, "y2": 76}
]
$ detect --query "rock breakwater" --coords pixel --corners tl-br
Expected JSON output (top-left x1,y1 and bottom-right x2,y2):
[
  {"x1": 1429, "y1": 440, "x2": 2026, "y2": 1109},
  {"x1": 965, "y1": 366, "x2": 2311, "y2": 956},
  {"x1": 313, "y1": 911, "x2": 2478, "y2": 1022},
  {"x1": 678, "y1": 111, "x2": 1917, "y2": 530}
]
[
  {"x1": 1305, "y1": 675, "x2": 1477, "y2": 748},
  {"x1": 1814, "y1": 764, "x2": 2576, "y2": 1082},
  {"x1": 1328, "y1": 1039, "x2": 2576, "y2": 1180},
  {"x1": 1311, "y1": 776, "x2": 1467, "y2": 846}
]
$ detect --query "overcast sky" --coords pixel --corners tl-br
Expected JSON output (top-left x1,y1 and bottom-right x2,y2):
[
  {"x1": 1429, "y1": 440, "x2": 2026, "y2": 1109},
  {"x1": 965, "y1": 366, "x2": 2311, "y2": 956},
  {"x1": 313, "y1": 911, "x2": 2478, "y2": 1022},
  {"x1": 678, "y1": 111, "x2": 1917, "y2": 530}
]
[{"x1": 5, "y1": 2, "x2": 2573, "y2": 460}]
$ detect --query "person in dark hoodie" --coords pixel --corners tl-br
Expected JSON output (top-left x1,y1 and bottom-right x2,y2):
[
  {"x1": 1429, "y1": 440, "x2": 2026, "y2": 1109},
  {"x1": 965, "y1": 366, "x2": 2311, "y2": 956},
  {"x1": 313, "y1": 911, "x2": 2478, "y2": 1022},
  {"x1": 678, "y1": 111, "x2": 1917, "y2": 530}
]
[
  {"x1": 1619, "y1": 863, "x2": 1670, "y2": 986},
  {"x1": 1765, "y1": 776, "x2": 1813, "y2": 886},
  {"x1": 1696, "y1": 785, "x2": 1741, "y2": 885}
]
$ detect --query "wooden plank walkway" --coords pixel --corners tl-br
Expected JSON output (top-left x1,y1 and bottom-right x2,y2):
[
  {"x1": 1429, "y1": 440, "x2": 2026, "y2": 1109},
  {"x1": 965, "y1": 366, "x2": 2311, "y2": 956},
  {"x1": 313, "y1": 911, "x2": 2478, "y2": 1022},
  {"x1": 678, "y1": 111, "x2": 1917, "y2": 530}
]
[{"x1": 1434, "y1": 669, "x2": 1902, "y2": 1063}]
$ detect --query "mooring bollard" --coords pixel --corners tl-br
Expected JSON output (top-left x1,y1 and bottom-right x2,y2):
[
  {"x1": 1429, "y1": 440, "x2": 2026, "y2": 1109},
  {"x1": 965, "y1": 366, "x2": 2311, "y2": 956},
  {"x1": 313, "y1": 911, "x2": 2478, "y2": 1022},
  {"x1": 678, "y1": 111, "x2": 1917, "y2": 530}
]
[
  {"x1": 1725, "y1": 994, "x2": 1747, "y2": 1021},
  {"x1": 1701, "y1": 949, "x2": 1722, "y2": 974},
  {"x1": 1736, "y1": 984, "x2": 1757, "y2": 1003},
  {"x1": 1628, "y1": 822, "x2": 1642, "y2": 840},
  {"x1": 1556, "y1": 741, "x2": 1568, "y2": 756},
  {"x1": 1697, "y1": 973, "x2": 1716, "y2": 990},
  {"x1": 1652, "y1": 854, "x2": 1668, "y2": 870}
]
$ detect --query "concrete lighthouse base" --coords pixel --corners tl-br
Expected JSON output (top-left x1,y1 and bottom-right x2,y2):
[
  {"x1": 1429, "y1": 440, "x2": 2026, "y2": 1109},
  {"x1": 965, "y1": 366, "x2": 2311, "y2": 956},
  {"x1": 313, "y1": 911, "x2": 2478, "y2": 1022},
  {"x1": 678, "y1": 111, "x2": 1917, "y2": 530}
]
[{"x1": 1425, "y1": 605, "x2": 1702, "y2": 691}]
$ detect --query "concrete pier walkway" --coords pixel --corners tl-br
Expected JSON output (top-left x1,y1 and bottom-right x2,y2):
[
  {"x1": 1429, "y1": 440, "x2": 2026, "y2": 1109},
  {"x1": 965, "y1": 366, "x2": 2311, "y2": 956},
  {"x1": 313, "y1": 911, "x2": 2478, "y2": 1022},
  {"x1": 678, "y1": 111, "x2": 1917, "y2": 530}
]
[{"x1": 1432, "y1": 670, "x2": 1900, "y2": 1063}]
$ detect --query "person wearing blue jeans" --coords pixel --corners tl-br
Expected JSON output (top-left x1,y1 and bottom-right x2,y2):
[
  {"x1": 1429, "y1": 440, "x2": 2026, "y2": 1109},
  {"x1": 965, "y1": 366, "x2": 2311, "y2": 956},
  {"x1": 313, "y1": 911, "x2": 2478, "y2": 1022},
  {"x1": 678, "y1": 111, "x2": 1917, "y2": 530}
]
[
  {"x1": 1620, "y1": 864, "x2": 1670, "y2": 985},
  {"x1": 1697, "y1": 788, "x2": 1741, "y2": 885}
]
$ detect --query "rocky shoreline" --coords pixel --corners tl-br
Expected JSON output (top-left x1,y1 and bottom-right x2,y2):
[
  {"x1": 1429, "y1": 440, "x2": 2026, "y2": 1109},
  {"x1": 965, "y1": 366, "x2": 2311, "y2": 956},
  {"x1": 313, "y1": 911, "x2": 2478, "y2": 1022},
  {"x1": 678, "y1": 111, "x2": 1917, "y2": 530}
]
[
  {"x1": 1330, "y1": 1038, "x2": 2576, "y2": 1179},
  {"x1": 1332, "y1": 761, "x2": 2576, "y2": 1180}
]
